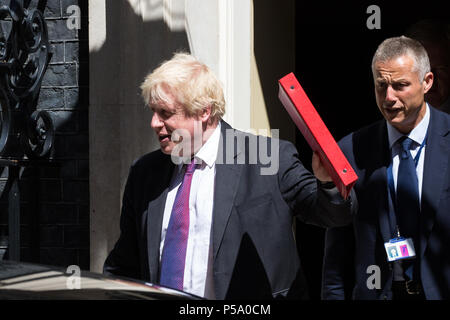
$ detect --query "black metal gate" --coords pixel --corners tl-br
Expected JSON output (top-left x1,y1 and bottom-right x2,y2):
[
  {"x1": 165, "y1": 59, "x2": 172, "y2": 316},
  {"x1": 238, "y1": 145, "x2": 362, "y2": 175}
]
[{"x1": 0, "y1": 0, "x2": 53, "y2": 261}]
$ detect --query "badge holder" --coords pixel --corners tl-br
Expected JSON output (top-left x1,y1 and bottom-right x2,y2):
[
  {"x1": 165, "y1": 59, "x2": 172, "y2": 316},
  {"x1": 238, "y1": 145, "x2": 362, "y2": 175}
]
[{"x1": 384, "y1": 236, "x2": 416, "y2": 262}]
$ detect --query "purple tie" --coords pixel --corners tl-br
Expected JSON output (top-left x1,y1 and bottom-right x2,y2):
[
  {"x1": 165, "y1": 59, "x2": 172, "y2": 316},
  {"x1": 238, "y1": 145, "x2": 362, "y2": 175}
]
[{"x1": 159, "y1": 159, "x2": 198, "y2": 290}]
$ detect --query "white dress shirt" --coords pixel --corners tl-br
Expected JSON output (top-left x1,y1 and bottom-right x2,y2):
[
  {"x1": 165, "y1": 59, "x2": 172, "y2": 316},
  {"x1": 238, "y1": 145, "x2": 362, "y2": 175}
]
[
  {"x1": 387, "y1": 104, "x2": 430, "y2": 204},
  {"x1": 159, "y1": 122, "x2": 221, "y2": 299}
]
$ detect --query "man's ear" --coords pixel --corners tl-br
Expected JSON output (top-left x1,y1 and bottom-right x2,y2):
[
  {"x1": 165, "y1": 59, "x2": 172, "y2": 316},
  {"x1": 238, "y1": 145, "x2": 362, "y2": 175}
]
[
  {"x1": 423, "y1": 71, "x2": 434, "y2": 94},
  {"x1": 199, "y1": 104, "x2": 212, "y2": 123}
]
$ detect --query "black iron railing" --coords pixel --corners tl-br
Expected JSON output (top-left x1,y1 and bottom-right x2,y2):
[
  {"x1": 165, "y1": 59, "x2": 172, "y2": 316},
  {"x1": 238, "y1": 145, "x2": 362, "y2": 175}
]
[{"x1": 0, "y1": 0, "x2": 53, "y2": 261}]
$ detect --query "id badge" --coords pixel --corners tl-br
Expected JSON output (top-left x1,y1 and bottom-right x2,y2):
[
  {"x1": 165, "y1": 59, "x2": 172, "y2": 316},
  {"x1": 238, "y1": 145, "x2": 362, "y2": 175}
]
[{"x1": 384, "y1": 237, "x2": 416, "y2": 262}]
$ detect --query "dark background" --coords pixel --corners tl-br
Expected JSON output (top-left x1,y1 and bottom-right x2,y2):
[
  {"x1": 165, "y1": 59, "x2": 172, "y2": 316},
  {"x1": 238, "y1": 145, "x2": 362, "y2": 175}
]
[{"x1": 294, "y1": 1, "x2": 450, "y2": 299}]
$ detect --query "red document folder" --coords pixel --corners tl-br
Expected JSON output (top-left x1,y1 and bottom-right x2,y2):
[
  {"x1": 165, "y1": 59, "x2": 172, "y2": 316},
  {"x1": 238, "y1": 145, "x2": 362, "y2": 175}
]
[{"x1": 278, "y1": 72, "x2": 358, "y2": 199}]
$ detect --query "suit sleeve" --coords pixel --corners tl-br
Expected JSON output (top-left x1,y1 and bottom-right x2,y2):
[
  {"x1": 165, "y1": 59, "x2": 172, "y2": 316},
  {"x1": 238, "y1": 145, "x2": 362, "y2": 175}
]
[
  {"x1": 322, "y1": 133, "x2": 357, "y2": 299},
  {"x1": 103, "y1": 164, "x2": 140, "y2": 279},
  {"x1": 321, "y1": 224, "x2": 355, "y2": 299},
  {"x1": 278, "y1": 140, "x2": 357, "y2": 228}
]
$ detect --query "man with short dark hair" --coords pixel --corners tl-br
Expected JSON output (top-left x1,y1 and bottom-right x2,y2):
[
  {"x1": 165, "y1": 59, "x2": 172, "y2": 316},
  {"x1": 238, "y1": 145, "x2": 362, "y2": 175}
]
[{"x1": 322, "y1": 36, "x2": 450, "y2": 300}]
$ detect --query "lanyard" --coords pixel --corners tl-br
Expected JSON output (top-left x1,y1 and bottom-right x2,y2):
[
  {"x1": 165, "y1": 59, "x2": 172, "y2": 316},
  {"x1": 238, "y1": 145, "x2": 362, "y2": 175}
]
[{"x1": 386, "y1": 133, "x2": 427, "y2": 237}]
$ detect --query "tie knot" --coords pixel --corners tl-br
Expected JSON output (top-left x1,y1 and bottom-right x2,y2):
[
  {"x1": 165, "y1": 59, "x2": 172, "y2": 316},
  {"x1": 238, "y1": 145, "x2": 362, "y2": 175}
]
[
  {"x1": 399, "y1": 137, "x2": 413, "y2": 159},
  {"x1": 401, "y1": 137, "x2": 413, "y2": 151},
  {"x1": 185, "y1": 159, "x2": 199, "y2": 175}
]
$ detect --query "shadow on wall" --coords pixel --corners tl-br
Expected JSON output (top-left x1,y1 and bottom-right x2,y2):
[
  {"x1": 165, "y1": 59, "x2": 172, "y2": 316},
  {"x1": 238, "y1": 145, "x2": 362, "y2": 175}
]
[
  {"x1": 252, "y1": 0, "x2": 295, "y2": 143},
  {"x1": 89, "y1": 0, "x2": 191, "y2": 174},
  {"x1": 88, "y1": 0, "x2": 190, "y2": 273}
]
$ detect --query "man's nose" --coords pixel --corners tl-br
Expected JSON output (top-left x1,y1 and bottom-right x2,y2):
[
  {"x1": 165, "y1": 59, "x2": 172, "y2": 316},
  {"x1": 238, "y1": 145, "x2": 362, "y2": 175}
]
[
  {"x1": 385, "y1": 85, "x2": 397, "y2": 101},
  {"x1": 151, "y1": 112, "x2": 163, "y2": 129}
]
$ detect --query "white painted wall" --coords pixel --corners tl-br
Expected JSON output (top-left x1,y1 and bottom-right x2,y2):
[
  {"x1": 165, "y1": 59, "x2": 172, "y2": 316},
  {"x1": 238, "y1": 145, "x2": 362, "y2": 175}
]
[
  {"x1": 185, "y1": 0, "x2": 252, "y2": 131},
  {"x1": 218, "y1": 0, "x2": 251, "y2": 131}
]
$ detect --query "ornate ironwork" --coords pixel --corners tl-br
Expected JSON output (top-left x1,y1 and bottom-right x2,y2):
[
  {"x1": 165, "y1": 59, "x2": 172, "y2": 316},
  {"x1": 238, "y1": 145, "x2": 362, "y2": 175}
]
[{"x1": 0, "y1": 0, "x2": 53, "y2": 159}]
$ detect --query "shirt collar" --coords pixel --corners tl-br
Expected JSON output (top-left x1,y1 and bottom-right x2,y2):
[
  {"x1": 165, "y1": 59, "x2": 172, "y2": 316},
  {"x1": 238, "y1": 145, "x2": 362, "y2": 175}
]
[
  {"x1": 193, "y1": 121, "x2": 221, "y2": 168},
  {"x1": 387, "y1": 103, "x2": 430, "y2": 149}
]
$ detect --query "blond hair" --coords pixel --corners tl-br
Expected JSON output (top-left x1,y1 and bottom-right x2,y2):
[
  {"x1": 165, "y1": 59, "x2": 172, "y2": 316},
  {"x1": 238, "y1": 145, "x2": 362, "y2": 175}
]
[{"x1": 140, "y1": 52, "x2": 225, "y2": 121}]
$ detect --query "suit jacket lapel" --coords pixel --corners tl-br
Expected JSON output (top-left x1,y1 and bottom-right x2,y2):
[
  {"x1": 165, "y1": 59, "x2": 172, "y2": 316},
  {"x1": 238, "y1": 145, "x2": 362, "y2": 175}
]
[
  {"x1": 420, "y1": 108, "x2": 450, "y2": 258},
  {"x1": 212, "y1": 121, "x2": 243, "y2": 260},
  {"x1": 146, "y1": 157, "x2": 175, "y2": 283}
]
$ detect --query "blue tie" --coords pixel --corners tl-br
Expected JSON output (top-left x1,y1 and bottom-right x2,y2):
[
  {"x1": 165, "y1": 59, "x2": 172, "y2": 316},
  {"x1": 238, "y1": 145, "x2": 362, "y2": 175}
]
[
  {"x1": 396, "y1": 137, "x2": 420, "y2": 280},
  {"x1": 159, "y1": 159, "x2": 198, "y2": 290}
]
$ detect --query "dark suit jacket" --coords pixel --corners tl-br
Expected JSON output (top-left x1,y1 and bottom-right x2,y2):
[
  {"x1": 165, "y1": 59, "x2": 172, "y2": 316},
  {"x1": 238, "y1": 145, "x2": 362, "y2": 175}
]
[
  {"x1": 322, "y1": 106, "x2": 450, "y2": 300},
  {"x1": 104, "y1": 121, "x2": 355, "y2": 299}
]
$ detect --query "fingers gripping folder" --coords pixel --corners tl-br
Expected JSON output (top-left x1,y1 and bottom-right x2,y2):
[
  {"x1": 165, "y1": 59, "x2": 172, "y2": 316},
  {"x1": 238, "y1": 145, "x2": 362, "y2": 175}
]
[{"x1": 278, "y1": 72, "x2": 358, "y2": 199}]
